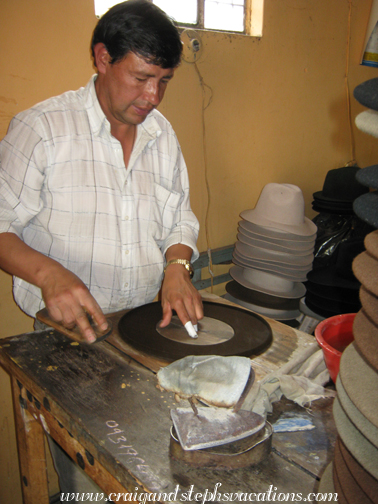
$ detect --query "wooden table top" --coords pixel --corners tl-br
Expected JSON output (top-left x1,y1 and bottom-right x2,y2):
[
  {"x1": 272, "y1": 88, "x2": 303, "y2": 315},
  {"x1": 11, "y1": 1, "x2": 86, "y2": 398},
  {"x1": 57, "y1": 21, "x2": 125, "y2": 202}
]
[{"x1": 0, "y1": 294, "x2": 336, "y2": 499}]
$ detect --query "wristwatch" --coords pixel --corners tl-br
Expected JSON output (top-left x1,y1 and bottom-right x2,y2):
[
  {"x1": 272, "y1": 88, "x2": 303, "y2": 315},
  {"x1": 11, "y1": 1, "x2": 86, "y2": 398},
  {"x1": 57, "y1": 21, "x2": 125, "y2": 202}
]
[{"x1": 164, "y1": 259, "x2": 194, "y2": 279}]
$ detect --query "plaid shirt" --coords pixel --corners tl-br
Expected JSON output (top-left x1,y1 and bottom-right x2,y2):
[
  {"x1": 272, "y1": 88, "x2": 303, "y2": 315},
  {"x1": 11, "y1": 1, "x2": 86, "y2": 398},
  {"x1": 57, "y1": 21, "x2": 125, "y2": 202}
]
[{"x1": 0, "y1": 76, "x2": 199, "y2": 316}]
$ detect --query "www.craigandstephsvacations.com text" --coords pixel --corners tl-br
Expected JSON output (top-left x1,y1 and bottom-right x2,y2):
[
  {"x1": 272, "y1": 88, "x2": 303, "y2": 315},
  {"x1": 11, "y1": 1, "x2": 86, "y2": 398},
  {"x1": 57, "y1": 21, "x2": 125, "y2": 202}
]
[{"x1": 60, "y1": 483, "x2": 338, "y2": 502}]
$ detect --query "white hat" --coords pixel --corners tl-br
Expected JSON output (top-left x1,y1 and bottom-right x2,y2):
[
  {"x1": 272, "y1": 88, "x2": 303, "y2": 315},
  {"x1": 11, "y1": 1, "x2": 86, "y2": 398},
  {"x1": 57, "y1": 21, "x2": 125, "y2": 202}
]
[
  {"x1": 237, "y1": 232, "x2": 314, "y2": 256},
  {"x1": 230, "y1": 265, "x2": 306, "y2": 298},
  {"x1": 232, "y1": 253, "x2": 309, "y2": 282},
  {"x1": 235, "y1": 241, "x2": 314, "y2": 266},
  {"x1": 239, "y1": 220, "x2": 316, "y2": 245},
  {"x1": 241, "y1": 183, "x2": 317, "y2": 236}
]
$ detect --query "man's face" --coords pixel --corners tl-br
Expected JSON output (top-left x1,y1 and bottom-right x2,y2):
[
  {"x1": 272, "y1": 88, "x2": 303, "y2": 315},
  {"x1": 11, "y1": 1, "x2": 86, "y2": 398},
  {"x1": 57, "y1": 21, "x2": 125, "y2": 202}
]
[{"x1": 96, "y1": 49, "x2": 175, "y2": 128}]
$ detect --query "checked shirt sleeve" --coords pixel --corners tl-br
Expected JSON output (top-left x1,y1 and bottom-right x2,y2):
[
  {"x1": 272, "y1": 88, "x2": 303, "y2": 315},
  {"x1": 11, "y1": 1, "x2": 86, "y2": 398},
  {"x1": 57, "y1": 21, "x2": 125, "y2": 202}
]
[{"x1": 0, "y1": 113, "x2": 48, "y2": 238}]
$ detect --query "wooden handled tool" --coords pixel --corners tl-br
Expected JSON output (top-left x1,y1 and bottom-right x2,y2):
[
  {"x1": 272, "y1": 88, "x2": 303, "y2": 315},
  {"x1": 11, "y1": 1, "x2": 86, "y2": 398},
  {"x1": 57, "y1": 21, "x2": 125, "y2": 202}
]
[{"x1": 35, "y1": 308, "x2": 113, "y2": 344}]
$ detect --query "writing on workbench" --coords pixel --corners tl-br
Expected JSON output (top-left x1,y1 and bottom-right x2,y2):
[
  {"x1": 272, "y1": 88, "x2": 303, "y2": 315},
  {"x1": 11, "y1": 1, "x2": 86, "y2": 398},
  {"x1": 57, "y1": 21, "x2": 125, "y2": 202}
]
[{"x1": 105, "y1": 420, "x2": 163, "y2": 492}]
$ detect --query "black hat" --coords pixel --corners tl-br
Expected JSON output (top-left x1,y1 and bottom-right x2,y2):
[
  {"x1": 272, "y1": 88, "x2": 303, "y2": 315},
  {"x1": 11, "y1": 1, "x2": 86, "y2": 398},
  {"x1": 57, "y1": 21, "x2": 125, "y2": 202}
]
[{"x1": 313, "y1": 166, "x2": 368, "y2": 205}]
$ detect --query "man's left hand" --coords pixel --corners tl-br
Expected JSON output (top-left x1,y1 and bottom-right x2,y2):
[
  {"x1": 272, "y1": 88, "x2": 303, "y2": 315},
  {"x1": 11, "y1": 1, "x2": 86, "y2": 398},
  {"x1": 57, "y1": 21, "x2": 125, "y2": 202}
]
[{"x1": 159, "y1": 262, "x2": 203, "y2": 330}]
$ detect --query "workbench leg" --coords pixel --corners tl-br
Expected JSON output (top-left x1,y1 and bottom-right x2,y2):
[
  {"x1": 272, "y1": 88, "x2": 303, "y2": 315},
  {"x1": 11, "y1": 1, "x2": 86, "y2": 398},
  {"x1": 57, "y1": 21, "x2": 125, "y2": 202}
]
[{"x1": 11, "y1": 377, "x2": 50, "y2": 504}]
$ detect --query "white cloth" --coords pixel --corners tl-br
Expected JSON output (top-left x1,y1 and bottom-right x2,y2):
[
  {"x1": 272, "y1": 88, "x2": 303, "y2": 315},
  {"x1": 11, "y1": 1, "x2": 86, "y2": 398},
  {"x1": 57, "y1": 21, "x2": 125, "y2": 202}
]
[
  {"x1": 242, "y1": 343, "x2": 336, "y2": 418},
  {"x1": 157, "y1": 355, "x2": 252, "y2": 407},
  {"x1": 0, "y1": 76, "x2": 199, "y2": 316}
]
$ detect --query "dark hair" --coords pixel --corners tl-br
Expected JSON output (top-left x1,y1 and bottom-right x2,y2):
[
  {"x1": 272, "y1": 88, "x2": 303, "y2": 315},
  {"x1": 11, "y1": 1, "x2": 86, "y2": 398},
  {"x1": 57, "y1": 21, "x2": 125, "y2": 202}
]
[{"x1": 91, "y1": 0, "x2": 182, "y2": 69}]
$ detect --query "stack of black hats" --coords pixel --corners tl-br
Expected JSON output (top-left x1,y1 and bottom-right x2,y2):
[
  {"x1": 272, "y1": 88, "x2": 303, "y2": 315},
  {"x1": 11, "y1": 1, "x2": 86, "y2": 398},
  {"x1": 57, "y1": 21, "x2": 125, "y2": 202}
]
[
  {"x1": 318, "y1": 77, "x2": 378, "y2": 503},
  {"x1": 303, "y1": 165, "x2": 371, "y2": 319},
  {"x1": 312, "y1": 165, "x2": 368, "y2": 215}
]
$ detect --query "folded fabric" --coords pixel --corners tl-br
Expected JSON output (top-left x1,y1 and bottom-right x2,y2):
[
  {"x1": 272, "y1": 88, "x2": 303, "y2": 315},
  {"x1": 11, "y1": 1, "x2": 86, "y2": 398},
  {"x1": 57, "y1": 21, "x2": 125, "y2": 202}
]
[
  {"x1": 242, "y1": 343, "x2": 335, "y2": 417},
  {"x1": 156, "y1": 355, "x2": 252, "y2": 408},
  {"x1": 355, "y1": 109, "x2": 378, "y2": 138}
]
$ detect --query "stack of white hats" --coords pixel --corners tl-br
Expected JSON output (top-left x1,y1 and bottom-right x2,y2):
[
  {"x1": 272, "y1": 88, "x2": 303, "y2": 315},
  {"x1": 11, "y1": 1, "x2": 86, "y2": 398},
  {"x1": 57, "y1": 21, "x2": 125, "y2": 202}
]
[{"x1": 226, "y1": 183, "x2": 317, "y2": 323}]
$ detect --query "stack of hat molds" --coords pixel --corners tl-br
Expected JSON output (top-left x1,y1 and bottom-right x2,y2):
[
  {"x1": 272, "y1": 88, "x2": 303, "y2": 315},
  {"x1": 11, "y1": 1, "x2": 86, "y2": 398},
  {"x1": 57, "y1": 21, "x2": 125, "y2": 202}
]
[
  {"x1": 318, "y1": 77, "x2": 378, "y2": 502},
  {"x1": 228, "y1": 183, "x2": 317, "y2": 324}
]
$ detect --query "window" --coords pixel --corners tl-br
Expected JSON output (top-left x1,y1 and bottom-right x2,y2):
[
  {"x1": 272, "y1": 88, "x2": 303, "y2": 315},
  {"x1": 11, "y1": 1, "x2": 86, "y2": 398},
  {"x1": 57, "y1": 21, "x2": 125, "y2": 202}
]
[{"x1": 94, "y1": 0, "x2": 264, "y2": 37}]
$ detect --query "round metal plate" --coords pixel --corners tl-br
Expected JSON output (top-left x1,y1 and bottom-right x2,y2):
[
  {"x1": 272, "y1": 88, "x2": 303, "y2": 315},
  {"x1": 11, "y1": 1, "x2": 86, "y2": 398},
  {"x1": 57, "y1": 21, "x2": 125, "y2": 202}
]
[
  {"x1": 156, "y1": 315, "x2": 235, "y2": 345},
  {"x1": 118, "y1": 301, "x2": 272, "y2": 361}
]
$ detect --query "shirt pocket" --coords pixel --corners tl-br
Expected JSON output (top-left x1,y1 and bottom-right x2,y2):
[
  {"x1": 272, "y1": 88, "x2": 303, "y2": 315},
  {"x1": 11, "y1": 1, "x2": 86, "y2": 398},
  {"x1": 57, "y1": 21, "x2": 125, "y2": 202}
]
[{"x1": 150, "y1": 182, "x2": 181, "y2": 242}]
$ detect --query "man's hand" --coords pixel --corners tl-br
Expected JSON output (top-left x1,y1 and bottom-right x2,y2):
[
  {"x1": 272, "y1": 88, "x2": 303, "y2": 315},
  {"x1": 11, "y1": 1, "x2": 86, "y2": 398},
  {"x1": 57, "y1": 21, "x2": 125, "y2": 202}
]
[
  {"x1": 40, "y1": 263, "x2": 108, "y2": 343},
  {"x1": 159, "y1": 262, "x2": 203, "y2": 331},
  {"x1": 0, "y1": 233, "x2": 107, "y2": 343}
]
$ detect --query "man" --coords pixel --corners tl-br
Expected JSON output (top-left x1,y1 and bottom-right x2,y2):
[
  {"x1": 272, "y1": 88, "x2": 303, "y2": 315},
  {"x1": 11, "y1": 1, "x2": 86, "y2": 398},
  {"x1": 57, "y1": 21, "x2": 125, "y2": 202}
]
[
  {"x1": 0, "y1": 0, "x2": 203, "y2": 498},
  {"x1": 0, "y1": 0, "x2": 203, "y2": 343}
]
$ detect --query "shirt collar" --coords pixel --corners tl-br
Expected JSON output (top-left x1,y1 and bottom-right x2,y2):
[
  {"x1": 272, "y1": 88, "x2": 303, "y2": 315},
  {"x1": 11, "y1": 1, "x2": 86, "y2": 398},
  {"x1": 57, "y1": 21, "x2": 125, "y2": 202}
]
[{"x1": 84, "y1": 74, "x2": 162, "y2": 148}]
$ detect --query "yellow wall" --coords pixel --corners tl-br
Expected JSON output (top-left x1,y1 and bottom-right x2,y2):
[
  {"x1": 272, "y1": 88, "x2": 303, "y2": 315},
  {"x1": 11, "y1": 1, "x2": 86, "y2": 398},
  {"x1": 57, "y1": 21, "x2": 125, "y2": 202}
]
[{"x1": 1, "y1": 0, "x2": 378, "y2": 501}]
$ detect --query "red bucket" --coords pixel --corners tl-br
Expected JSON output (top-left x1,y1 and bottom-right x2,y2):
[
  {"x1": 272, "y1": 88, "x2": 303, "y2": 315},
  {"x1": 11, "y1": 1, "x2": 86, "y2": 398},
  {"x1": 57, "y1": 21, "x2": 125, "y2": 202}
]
[{"x1": 315, "y1": 313, "x2": 356, "y2": 383}]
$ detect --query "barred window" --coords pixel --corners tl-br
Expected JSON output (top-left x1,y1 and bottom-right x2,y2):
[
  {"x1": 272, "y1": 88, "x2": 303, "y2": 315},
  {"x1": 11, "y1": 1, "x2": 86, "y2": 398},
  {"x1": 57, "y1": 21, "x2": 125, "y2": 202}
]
[{"x1": 95, "y1": 0, "x2": 264, "y2": 37}]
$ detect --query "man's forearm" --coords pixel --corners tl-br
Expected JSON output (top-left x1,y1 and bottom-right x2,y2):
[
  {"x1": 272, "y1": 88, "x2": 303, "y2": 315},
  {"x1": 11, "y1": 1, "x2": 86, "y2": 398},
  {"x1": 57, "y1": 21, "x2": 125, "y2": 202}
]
[{"x1": 0, "y1": 232, "x2": 64, "y2": 288}]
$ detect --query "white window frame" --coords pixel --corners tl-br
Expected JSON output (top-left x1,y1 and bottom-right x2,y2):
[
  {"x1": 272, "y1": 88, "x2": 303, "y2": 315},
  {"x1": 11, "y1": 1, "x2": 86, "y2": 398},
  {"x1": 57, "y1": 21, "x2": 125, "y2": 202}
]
[
  {"x1": 167, "y1": 0, "x2": 264, "y2": 37},
  {"x1": 95, "y1": 0, "x2": 264, "y2": 37}
]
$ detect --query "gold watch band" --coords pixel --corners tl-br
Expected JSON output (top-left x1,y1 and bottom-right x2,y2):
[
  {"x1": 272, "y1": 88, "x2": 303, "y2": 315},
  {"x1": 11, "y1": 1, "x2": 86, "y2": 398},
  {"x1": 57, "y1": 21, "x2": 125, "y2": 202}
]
[{"x1": 164, "y1": 259, "x2": 194, "y2": 279}]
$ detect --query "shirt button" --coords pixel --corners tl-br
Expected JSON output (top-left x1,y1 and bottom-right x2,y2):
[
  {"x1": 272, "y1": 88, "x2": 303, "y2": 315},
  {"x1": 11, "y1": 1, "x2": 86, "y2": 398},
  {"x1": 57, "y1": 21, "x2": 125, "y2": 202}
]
[
  {"x1": 125, "y1": 250, "x2": 129, "y2": 255},
  {"x1": 124, "y1": 283, "x2": 128, "y2": 288},
  {"x1": 124, "y1": 216, "x2": 129, "y2": 221}
]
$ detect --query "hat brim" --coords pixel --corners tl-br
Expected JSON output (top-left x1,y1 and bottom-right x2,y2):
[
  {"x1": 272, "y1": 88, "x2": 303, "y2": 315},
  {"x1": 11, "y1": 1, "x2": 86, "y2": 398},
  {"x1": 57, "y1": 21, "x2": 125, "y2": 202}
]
[
  {"x1": 313, "y1": 191, "x2": 356, "y2": 205},
  {"x1": 333, "y1": 398, "x2": 378, "y2": 480},
  {"x1": 237, "y1": 231, "x2": 314, "y2": 255},
  {"x1": 352, "y1": 251, "x2": 378, "y2": 296},
  {"x1": 339, "y1": 343, "x2": 378, "y2": 429},
  {"x1": 307, "y1": 266, "x2": 360, "y2": 290},
  {"x1": 359, "y1": 285, "x2": 378, "y2": 325},
  {"x1": 224, "y1": 293, "x2": 301, "y2": 320},
  {"x1": 353, "y1": 192, "x2": 378, "y2": 228},
  {"x1": 355, "y1": 164, "x2": 378, "y2": 189},
  {"x1": 364, "y1": 229, "x2": 378, "y2": 259},
  {"x1": 235, "y1": 241, "x2": 314, "y2": 266},
  {"x1": 239, "y1": 219, "x2": 316, "y2": 243},
  {"x1": 240, "y1": 209, "x2": 317, "y2": 237},
  {"x1": 335, "y1": 436, "x2": 378, "y2": 500},
  {"x1": 305, "y1": 291, "x2": 360, "y2": 314},
  {"x1": 232, "y1": 253, "x2": 309, "y2": 281},
  {"x1": 225, "y1": 280, "x2": 301, "y2": 310},
  {"x1": 305, "y1": 280, "x2": 360, "y2": 303},
  {"x1": 238, "y1": 221, "x2": 315, "y2": 248},
  {"x1": 230, "y1": 265, "x2": 306, "y2": 299},
  {"x1": 336, "y1": 362, "x2": 378, "y2": 447},
  {"x1": 304, "y1": 297, "x2": 347, "y2": 318},
  {"x1": 353, "y1": 309, "x2": 378, "y2": 372}
]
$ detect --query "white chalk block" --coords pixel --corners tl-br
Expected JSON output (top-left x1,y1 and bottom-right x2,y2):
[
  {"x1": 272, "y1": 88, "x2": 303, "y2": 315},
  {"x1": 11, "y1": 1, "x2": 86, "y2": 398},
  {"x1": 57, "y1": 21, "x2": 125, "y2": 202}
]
[{"x1": 184, "y1": 321, "x2": 198, "y2": 338}]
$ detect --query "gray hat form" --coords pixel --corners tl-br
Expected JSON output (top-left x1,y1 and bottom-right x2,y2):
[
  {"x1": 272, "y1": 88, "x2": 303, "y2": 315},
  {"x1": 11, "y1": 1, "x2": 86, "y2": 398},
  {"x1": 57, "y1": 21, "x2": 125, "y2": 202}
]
[
  {"x1": 354, "y1": 78, "x2": 378, "y2": 111},
  {"x1": 339, "y1": 343, "x2": 378, "y2": 430},
  {"x1": 333, "y1": 397, "x2": 378, "y2": 480},
  {"x1": 353, "y1": 191, "x2": 378, "y2": 229},
  {"x1": 356, "y1": 164, "x2": 378, "y2": 189}
]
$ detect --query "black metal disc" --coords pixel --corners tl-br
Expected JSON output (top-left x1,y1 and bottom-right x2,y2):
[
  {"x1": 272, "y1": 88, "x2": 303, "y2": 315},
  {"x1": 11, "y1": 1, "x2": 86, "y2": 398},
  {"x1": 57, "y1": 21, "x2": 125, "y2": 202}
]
[{"x1": 118, "y1": 301, "x2": 272, "y2": 361}]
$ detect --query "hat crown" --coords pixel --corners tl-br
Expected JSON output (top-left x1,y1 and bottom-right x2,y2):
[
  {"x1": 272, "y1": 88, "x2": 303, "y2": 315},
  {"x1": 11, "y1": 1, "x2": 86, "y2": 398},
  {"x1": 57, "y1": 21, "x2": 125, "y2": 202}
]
[
  {"x1": 254, "y1": 183, "x2": 305, "y2": 226},
  {"x1": 321, "y1": 166, "x2": 367, "y2": 201}
]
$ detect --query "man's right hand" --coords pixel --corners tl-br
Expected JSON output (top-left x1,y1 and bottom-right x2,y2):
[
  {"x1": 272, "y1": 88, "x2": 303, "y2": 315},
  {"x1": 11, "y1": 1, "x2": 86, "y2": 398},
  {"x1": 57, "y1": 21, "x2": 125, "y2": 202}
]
[
  {"x1": 0, "y1": 232, "x2": 107, "y2": 343},
  {"x1": 40, "y1": 264, "x2": 108, "y2": 343}
]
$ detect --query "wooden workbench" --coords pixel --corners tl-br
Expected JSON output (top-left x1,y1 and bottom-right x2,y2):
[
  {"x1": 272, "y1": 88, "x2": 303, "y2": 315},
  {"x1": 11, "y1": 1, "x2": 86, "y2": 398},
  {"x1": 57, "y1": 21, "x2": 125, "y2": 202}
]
[{"x1": 0, "y1": 294, "x2": 337, "y2": 503}]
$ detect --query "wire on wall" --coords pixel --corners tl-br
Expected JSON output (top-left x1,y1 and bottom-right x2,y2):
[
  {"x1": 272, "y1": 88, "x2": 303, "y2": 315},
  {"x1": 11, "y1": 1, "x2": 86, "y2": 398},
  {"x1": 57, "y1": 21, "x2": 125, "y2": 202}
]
[
  {"x1": 345, "y1": 0, "x2": 357, "y2": 167},
  {"x1": 193, "y1": 61, "x2": 215, "y2": 290}
]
